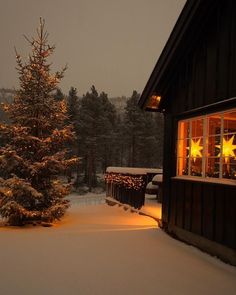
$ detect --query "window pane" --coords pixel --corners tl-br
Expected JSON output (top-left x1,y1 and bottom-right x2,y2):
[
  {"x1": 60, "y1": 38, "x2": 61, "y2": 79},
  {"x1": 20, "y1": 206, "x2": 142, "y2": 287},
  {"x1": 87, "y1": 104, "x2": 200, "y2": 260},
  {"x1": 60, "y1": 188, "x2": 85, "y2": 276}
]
[
  {"x1": 178, "y1": 121, "x2": 190, "y2": 139},
  {"x1": 224, "y1": 111, "x2": 236, "y2": 134},
  {"x1": 177, "y1": 158, "x2": 189, "y2": 176},
  {"x1": 192, "y1": 119, "x2": 203, "y2": 137},
  {"x1": 190, "y1": 157, "x2": 202, "y2": 176},
  {"x1": 222, "y1": 164, "x2": 236, "y2": 179},
  {"x1": 208, "y1": 115, "x2": 221, "y2": 135},
  {"x1": 207, "y1": 136, "x2": 221, "y2": 157},
  {"x1": 205, "y1": 157, "x2": 220, "y2": 178},
  {"x1": 177, "y1": 138, "x2": 189, "y2": 158}
]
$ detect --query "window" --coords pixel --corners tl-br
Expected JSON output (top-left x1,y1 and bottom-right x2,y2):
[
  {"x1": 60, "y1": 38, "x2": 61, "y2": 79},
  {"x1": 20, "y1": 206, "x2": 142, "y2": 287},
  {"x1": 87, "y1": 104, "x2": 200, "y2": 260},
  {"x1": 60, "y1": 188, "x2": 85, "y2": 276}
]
[{"x1": 177, "y1": 109, "x2": 236, "y2": 180}]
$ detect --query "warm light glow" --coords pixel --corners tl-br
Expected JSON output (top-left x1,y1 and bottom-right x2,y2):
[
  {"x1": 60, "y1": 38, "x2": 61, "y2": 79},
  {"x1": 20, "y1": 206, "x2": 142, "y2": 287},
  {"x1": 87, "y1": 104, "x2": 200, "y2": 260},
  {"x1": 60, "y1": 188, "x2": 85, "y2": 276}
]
[
  {"x1": 216, "y1": 135, "x2": 236, "y2": 163},
  {"x1": 146, "y1": 95, "x2": 161, "y2": 109},
  {"x1": 104, "y1": 173, "x2": 145, "y2": 190},
  {"x1": 188, "y1": 139, "x2": 203, "y2": 162}
]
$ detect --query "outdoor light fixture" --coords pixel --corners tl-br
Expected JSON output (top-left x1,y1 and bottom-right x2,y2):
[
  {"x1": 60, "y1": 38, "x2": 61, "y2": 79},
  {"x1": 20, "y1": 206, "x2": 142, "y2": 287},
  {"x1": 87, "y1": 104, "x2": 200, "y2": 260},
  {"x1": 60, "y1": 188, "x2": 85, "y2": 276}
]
[{"x1": 146, "y1": 95, "x2": 161, "y2": 110}]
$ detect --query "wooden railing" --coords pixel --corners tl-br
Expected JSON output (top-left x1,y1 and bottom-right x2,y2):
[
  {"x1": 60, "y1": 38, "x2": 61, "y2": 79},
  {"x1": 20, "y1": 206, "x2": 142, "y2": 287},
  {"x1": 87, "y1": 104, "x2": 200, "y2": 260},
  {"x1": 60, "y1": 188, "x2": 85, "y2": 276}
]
[{"x1": 105, "y1": 167, "x2": 162, "y2": 209}]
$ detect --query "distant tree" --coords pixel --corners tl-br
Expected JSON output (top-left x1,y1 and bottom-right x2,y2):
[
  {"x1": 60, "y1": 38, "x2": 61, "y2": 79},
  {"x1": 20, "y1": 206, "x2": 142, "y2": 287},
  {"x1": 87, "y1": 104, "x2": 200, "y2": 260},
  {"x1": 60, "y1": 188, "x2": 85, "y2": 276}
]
[
  {"x1": 0, "y1": 18, "x2": 77, "y2": 225},
  {"x1": 97, "y1": 91, "x2": 117, "y2": 172},
  {"x1": 77, "y1": 86, "x2": 99, "y2": 190},
  {"x1": 67, "y1": 87, "x2": 79, "y2": 126},
  {"x1": 67, "y1": 86, "x2": 80, "y2": 183},
  {"x1": 53, "y1": 87, "x2": 64, "y2": 101},
  {"x1": 77, "y1": 86, "x2": 117, "y2": 190},
  {"x1": 123, "y1": 91, "x2": 143, "y2": 166},
  {"x1": 123, "y1": 90, "x2": 163, "y2": 167}
]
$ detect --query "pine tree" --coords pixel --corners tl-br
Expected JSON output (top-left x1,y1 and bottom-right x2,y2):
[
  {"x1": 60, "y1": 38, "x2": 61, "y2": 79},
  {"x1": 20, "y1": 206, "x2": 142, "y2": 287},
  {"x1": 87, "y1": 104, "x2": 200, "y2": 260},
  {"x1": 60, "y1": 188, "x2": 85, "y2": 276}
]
[
  {"x1": 123, "y1": 90, "x2": 164, "y2": 167},
  {"x1": 123, "y1": 90, "x2": 144, "y2": 166},
  {"x1": 53, "y1": 88, "x2": 64, "y2": 101},
  {"x1": 67, "y1": 87, "x2": 80, "y2": 184},
  {"x1": 0, "y1": 19, "x2": 78, "y2": 225},
  {"x1": 67, "y1": 87, "x2": 79, "y2": 127},
  {"x1": 77, "y1": 86, "x2": 99, "y2": 190},
  {"x1": 76, "y1": 86, "x2": 117, "y2": 190}
]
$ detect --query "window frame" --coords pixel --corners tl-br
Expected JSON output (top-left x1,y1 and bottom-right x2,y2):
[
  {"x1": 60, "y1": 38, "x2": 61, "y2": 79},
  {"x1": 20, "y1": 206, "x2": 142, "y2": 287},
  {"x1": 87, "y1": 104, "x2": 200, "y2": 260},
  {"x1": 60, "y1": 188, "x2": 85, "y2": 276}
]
[{"x1": 176, "y1": 108, "x2": 236, "y2": 181}]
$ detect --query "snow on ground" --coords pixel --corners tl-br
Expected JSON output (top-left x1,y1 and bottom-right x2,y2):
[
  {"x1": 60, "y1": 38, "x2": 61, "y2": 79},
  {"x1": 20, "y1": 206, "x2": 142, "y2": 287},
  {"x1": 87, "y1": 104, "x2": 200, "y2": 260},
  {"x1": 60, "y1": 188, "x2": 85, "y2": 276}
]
[{"x1": 0, "y1": 194, "x2": 236, "y2": 295}]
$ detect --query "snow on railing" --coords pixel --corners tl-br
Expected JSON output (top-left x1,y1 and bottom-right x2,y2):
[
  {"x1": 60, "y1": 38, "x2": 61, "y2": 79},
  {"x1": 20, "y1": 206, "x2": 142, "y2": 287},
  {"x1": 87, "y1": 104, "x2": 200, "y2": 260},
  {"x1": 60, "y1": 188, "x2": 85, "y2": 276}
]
[{"x1": 105, "y1": 166, "x2": 162, "y2": 209}]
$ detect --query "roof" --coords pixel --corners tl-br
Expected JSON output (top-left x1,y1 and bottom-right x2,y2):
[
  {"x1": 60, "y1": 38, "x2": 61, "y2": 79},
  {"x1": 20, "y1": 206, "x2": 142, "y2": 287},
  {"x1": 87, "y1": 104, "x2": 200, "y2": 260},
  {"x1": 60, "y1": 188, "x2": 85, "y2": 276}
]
[{"x1": 138, "y1": 0, "x2": 214, "y2": 112}]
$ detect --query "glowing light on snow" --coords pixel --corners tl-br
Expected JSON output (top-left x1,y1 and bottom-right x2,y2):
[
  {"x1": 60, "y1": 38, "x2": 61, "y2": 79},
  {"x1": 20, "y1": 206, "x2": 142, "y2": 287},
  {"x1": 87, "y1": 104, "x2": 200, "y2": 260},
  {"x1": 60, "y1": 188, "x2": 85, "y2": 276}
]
[{"x1": 216, "y1": 135, "x2": 236, "y2": 163}]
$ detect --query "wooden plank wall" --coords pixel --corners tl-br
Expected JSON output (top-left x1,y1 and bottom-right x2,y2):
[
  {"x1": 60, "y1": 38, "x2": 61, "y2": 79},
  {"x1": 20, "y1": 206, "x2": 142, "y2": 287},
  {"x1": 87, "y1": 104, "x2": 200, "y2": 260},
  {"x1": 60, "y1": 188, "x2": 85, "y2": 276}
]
[
  {"x1": 167, "y1": 0, "x2": 236, "y2": 116},
  {"x1": 161, "y1": 0, "x2": 236, "y2": 251},
  {"x1": 169, "y1": 179, "x2": 236, "y2": 250}
]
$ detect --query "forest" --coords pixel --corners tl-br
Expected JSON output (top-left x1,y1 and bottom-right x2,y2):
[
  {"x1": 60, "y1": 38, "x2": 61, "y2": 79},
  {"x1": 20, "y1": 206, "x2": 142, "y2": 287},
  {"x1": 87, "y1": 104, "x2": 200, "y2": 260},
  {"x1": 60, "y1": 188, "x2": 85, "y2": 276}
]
[
  {"x1": 0, "y1": 86, "x2": 163, "y2": 191},
  {"x1": 0, "y1": 86, "x2": 163, "y2": 192}
]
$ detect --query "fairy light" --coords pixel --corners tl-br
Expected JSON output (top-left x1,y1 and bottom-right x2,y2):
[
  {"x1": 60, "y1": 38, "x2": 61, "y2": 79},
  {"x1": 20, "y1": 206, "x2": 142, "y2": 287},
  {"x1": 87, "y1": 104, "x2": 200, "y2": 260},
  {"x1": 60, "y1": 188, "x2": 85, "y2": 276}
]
[{"x1": 104, "y1": 173, "x2": 146, "y2": 190}]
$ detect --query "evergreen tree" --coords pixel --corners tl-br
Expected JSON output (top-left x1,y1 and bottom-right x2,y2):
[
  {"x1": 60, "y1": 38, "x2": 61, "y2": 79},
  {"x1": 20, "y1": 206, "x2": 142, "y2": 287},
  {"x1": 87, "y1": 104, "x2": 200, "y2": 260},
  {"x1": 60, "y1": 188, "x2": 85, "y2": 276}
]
[
  {"x1": 77, "y1": 86, "x2": 100, "y2": 190},
  {"x1": 123, "y1": 90, "x2": 144, "y2": 166},
  {"x1": 53, "y1": 87, "x2": 64, "y2": 101},
  {"x1": 123, "y1": 90, "x2": 163, "y2": 167},
  {"x1": 77, "y1": 86, "x2": 117, "y2": 190},
  {"x1": 97, "y1": 91, "x2": 117, "y2": 172},
  {"x1": 0, "y1": 19, "x2": 78, "y2": 225},
  {"x1": 67, "y1": 87, "x2": 79, "y2": 127},
  {"x1": 67, "y1": 86, "x2": 80, "y2": 184}
]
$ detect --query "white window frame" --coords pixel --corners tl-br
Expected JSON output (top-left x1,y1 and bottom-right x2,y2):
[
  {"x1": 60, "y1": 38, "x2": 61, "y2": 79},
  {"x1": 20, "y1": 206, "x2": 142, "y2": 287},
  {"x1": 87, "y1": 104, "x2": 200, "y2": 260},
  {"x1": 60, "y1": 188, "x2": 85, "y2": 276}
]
[{"x1": 177, "y1": 108, "x2": 236, "y2": 181}]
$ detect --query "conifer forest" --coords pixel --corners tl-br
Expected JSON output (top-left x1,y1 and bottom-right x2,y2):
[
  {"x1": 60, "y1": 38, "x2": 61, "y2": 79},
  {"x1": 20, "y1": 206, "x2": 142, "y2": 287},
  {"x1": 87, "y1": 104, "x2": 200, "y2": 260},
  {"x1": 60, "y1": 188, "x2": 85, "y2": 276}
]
[{"x1": 0, "y1": 19, "x2": 163, "y2": 224}]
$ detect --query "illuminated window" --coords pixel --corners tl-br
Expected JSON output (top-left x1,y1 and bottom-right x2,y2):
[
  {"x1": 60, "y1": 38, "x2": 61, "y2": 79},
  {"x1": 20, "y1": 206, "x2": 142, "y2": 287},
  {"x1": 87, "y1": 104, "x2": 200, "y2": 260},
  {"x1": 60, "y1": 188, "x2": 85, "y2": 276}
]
[{"x1": 177, "y1": 109, "x2": 236, "y2": 180}]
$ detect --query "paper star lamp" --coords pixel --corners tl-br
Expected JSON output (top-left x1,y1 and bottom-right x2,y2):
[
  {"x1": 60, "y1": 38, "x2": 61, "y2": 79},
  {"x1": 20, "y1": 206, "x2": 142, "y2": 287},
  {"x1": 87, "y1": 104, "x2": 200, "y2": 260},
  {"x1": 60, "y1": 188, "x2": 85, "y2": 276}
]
[
  {"x1": 216, "y1": 135, "x2": 236, "y2": 163},
  {"x1": 187, "y1": 139, "x2": 203, "y2": 162}
]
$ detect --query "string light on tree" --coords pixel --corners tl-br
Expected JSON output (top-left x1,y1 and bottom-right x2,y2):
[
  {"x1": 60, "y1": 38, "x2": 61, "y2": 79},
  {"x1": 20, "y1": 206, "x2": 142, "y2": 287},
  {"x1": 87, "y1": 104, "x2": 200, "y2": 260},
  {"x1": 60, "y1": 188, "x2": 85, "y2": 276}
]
[{"x1": 0, "y1": 18, "x2": 78, "y2": 226}]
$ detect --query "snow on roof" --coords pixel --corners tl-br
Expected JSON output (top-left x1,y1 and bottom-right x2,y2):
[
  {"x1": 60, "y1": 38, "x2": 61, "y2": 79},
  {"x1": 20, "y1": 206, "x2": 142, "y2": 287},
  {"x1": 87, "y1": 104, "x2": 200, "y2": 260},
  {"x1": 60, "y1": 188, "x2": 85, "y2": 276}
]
[{"x1": 106, "y1": 166, "x2": 163, "y2": 175}]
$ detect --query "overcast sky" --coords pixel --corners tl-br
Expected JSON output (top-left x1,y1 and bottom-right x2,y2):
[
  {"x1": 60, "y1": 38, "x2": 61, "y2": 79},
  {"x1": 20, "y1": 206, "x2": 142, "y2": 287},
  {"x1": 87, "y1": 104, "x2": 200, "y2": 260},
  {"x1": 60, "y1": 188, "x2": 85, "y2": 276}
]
[{"x1": 0, "y1": 0, "x2": 186, "y2": 97}]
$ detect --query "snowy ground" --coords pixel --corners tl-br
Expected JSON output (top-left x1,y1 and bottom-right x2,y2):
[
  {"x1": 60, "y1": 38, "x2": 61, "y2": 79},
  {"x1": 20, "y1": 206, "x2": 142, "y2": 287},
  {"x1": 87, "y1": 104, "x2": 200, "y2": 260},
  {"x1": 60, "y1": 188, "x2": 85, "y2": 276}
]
[{"x1": 0, "y1": 193, "x2": 236, "y2": 295}]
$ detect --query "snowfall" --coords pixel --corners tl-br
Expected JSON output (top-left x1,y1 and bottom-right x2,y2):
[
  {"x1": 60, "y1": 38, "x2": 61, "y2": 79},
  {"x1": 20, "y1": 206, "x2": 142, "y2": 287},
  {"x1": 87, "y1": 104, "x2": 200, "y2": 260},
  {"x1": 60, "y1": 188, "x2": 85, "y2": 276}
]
[{"x1": 0, "y1": 193, "x2": 236, "y2": 295}]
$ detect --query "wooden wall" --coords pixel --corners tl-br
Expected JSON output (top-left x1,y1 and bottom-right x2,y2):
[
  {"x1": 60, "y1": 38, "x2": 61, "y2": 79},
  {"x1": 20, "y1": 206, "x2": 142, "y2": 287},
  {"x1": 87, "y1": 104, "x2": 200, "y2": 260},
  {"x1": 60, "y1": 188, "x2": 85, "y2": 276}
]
[
  {"x1": 170, "y1": 179, "x2": 236, "y2": 250},
  {"x1": 164, "y1": 0, "x2": 236, "y2": 115},
  {"x1": 161, "y1": 0, "x2": 236, "y2": 251}
]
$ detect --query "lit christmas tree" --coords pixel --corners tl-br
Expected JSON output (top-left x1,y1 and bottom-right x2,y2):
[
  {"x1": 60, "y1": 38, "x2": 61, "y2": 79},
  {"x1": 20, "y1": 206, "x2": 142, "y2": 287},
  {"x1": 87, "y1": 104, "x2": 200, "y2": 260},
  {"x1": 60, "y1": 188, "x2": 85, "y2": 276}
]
[{"x1": 0, "y1": 18, "x2": 78, "y2": 225}]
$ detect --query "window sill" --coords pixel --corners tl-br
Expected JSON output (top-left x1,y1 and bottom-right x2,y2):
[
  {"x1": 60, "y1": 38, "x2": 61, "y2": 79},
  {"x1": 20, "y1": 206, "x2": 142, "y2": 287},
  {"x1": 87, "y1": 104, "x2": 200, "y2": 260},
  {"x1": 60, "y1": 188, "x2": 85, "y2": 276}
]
[{"x1": 172, "y1": 175, "x2": 236, "y2": 186}]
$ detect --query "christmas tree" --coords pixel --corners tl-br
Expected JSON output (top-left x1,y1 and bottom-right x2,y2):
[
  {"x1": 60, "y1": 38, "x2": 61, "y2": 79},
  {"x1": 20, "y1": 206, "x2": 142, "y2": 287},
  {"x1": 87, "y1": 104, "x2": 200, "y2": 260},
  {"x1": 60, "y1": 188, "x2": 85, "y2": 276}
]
[{"x1": 0, "y1": 18, "x2": 78, "y2": 226}]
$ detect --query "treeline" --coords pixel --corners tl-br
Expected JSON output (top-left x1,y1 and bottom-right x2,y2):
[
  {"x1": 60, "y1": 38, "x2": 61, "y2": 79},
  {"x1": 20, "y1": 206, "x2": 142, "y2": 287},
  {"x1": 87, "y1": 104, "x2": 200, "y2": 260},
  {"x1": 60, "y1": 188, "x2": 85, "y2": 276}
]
[
  {"x1": 65, "y1": 86, "x2": 163, "y2": 190},
  {"x1": 0, "y1": 86, "x2": 164, "y2": 191}
]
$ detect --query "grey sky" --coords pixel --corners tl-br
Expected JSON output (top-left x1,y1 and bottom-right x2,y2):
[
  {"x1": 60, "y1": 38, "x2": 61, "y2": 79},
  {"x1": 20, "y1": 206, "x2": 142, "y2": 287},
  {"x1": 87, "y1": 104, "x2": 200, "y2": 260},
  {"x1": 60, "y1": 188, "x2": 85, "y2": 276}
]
[{"x1": 0, "y1": 0, "x2": 186, "y2": 97}]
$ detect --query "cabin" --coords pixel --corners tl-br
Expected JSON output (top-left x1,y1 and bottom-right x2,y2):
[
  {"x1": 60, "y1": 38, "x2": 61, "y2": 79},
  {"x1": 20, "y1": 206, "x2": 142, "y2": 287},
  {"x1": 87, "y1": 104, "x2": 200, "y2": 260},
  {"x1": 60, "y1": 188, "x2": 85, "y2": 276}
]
[{"x1": 138, "y1": 0, "x2": 236, "y2": 265}]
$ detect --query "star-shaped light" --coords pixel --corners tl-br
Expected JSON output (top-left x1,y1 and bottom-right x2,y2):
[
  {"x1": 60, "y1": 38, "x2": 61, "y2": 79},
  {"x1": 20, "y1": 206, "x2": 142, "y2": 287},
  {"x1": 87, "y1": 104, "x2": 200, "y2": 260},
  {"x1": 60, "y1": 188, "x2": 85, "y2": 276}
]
[
  {"x1": 187, "y1": 139, "x2": 203, "y2": 162},
  {"x1": 216, "y1": 135, "x2": 236, "y2": 163}
]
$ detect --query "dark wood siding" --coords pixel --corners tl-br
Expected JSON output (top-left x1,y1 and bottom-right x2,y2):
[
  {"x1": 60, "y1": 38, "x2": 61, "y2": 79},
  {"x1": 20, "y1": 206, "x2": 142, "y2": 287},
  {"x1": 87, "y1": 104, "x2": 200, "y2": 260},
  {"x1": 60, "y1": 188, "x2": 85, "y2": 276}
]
[
  {"x1": 169, "y1": 179, "x2": 236, "y2": 250},
  {"x1": 161, "y1": 0, "x2": 236, "y2": 252},
  {"x1": 164, "y1": 0, "x2": 236, "y2": 116}
]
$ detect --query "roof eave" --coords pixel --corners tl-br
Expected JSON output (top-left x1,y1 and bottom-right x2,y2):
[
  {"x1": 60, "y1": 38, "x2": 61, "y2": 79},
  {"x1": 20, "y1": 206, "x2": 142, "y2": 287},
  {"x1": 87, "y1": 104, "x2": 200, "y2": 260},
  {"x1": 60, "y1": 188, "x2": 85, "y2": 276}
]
[{"x1": 138, "y1": 0, "x2": 204, "y2": 111}]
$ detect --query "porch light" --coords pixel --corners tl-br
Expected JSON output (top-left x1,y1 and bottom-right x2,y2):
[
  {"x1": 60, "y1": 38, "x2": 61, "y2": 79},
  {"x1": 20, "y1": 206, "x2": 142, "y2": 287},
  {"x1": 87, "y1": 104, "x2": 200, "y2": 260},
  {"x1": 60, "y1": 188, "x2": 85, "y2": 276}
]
[{"x1": 146, "y1": 95, "x2": 161, "y2": 109}]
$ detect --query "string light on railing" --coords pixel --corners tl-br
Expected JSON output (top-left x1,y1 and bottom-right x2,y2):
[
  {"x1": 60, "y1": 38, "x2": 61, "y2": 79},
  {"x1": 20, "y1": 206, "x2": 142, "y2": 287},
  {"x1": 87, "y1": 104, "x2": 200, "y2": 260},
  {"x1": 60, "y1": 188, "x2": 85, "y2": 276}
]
[{"x1": 104, "y1": 173, "x2": 145, "y2": 190}]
